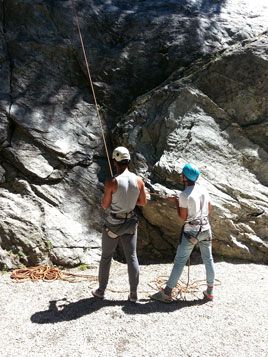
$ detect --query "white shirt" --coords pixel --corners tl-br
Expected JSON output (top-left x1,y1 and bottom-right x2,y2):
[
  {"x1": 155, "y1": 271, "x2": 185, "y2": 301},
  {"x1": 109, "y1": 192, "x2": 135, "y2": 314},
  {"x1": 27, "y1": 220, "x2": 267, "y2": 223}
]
[{"x1": 179, "y1": 183, "x2": 211, "y2": 232}]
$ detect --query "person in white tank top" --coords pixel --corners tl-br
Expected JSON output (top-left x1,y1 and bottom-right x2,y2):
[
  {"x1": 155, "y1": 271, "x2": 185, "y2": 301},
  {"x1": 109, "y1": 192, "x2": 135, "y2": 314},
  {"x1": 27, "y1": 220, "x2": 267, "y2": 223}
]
[{"x1": 92, "y1": 147, "x2": 147, "y2": 302}]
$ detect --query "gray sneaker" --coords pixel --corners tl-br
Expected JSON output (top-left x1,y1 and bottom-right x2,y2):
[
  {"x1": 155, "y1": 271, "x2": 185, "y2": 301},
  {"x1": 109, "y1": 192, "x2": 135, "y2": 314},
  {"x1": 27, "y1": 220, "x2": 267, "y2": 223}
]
[
  {"x1": 149, "y1": 290, "x2": 173, "y2": 303},
  {"x1": 128, "y1": 292, "x2": 138, "y2": 303},
  {"x1": 203, "y1": 289, "x2": 214, "y2": 301},
  {"x1": 92, "y1": 288, "x2": 105, "y2": 299}
]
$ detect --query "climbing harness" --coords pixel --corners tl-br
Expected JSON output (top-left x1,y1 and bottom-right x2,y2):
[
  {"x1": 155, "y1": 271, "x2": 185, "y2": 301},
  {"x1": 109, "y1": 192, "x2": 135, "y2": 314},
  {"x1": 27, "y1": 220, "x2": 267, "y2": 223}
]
[
  {"x1": 71, "y1": 0, "x2": 113, "y2": 177},
  {"x1": 104, "y1": 213, "x2": 138, "y2": 239}
]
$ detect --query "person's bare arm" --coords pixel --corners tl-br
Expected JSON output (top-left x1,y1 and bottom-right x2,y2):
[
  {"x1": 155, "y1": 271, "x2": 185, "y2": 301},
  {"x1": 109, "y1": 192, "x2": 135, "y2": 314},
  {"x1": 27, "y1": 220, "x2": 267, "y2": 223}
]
[
  {"x1": 208, "y1": 201, "x2": 212, "y2": 215},
  {"x1": 178, "y1": 206, "x2": 188, "y2": 221},
  {"x1": 136, "y1": 177, "x2": 147, "y2": 206},
  {"x1": 101, "y1": 179, "x2": 117, "y2": 209},
  {"x1": 173, "y1": 197, "x2": 188, "y2": 220}
]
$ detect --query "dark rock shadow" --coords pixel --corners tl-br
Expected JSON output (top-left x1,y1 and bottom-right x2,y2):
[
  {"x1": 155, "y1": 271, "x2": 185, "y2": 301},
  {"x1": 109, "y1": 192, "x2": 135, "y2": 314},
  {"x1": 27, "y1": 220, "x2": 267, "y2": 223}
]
[{"x1": 31, "y1": 296, "x2": 209, "y2": 324}]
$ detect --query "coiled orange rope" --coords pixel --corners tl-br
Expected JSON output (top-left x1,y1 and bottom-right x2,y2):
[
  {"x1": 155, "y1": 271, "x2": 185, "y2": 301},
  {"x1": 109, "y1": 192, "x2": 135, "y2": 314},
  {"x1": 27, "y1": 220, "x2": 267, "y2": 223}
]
[
  {"x1": 149, "y1": 276, "x2": 205, "y2": 300},
  {"x1": 149, "y1": 275, "x2": 221, "y2": 300},
  {"x1": 10, "y1": 265, "x2": 98, "y2": 283},
  {"x1": 10, "y1": 265, "x2": 220, "y2": 301}
]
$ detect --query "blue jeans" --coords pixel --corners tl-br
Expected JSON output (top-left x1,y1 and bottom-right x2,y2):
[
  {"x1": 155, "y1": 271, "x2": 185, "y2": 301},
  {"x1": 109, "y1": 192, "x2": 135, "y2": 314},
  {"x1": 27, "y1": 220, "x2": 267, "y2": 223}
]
[{"x1": 166, "y1": 229, "x2": 215, "y2": 288}]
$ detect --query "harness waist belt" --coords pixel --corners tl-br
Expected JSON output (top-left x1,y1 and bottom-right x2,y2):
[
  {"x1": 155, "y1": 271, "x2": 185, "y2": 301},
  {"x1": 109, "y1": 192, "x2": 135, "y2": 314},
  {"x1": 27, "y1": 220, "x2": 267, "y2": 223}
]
[
  {"x1": 188, "y1": 217, "x2": 208, "y2": 226},
  {"x1": 110, "y1": 211, "x2": 134, "y2": 219}
]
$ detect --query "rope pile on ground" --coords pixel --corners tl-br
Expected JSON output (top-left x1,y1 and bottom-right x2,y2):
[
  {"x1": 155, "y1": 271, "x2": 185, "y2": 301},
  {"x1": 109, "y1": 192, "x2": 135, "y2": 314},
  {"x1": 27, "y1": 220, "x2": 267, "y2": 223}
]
[
  {"x1": 10, "y1": 266, "x2": 98, "y2": 283},
  {"x1": 149, "y1": 275, "x2": 221, "y2": 300},
  {"x1": 10, "y1": 265, "x2": 220, "y2": 300},
  {"x1": 150, "y1": 275, "x2": 206, "y2": 300}
]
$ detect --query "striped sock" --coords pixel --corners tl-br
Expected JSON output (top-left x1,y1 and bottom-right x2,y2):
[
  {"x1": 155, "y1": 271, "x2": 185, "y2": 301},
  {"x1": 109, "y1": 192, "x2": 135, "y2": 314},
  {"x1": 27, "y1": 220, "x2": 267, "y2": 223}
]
[{"x1": 207, "y1": 286, "x2": 213, "y2": 294}]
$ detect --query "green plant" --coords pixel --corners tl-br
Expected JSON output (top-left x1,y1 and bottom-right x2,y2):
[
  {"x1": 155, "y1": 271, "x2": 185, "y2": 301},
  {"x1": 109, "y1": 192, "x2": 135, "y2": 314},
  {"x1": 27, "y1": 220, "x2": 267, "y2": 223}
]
[
  {"x1": 45, "y1": 240, "x2": 53, "y2": 250},
  {"x1": 78, "y1": 263, "x2": 89, "y2": 271}
]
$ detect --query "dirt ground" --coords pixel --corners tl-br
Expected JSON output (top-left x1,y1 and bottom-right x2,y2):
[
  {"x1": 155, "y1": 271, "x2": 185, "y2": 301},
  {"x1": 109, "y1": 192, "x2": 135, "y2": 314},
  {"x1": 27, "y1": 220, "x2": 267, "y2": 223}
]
[{"x1": 0, "y1": 259, "x2": 267, "y2": 357}]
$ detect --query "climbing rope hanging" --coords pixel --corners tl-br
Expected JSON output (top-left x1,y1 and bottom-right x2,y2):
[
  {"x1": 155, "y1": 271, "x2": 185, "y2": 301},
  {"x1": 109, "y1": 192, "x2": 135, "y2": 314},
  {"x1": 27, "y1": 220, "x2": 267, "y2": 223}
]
[{"x1": 71, "y1": 0, "x2": 113, "y2": 177}]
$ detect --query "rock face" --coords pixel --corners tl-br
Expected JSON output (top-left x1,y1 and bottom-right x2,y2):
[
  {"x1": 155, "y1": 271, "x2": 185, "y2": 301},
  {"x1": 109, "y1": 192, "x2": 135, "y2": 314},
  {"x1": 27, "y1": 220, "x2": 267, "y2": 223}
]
[
  {"x1": 0, "y1": 0, "x2": 267, "y2": 268},
  {"x1": 115, "y1": 36, "x2": 268, "y2": 263}
]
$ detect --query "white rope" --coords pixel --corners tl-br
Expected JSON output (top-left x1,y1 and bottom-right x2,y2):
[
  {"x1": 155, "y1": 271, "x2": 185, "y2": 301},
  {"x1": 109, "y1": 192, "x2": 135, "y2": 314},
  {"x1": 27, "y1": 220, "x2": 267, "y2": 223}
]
[{"x1": 71, "y1": 0, "x2": 113, "y2": 177}]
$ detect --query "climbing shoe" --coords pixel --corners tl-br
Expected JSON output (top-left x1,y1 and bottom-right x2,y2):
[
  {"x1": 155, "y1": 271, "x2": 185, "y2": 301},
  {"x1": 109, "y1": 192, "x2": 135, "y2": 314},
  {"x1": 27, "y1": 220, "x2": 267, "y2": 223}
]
[
  {"x1": 128, "y1": 292, "x2": 138, "y2": 303},
  {"x1": 203, "y1": 289, "x2": 214, "y2": 301},
  {"x1": 92, "y1": 288, "x2": 105, "y2": 299},
  {"x1": 149, "y1": 289, "x2": 173, "y2": 303}
]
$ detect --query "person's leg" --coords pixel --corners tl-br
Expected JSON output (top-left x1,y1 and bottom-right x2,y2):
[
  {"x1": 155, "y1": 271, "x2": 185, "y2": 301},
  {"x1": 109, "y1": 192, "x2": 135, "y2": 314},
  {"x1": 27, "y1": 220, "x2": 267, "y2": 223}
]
[
  {"x1": 165, "y1": 235, "x2": 195, "y2": 294},
  {"x1": 120, "y1": 228, "x2": 139, "y2": 298},
  {"x1": 97, "y1": 229, "x2": 119, "y2": 293},
  {"x1": 198, "y1": 231, "x2": 215, "y2": 298}
]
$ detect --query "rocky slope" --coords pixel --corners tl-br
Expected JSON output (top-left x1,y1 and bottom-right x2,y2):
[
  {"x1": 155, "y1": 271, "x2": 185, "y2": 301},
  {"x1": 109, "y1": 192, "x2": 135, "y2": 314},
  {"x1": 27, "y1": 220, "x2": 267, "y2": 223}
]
[
  {"x1": 115, "y1": 35, "x2": 268, "y2": 262},
  {"x1": 0, "y1": 0, "x2": 267, "y2": 268}
]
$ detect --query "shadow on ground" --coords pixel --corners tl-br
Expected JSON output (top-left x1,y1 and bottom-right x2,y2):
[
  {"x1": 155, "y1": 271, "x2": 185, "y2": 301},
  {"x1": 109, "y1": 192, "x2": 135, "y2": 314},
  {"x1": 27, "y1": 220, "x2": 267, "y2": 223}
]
[{"x1": 31, "y1": 297, "x2": 209, "y2": 324}]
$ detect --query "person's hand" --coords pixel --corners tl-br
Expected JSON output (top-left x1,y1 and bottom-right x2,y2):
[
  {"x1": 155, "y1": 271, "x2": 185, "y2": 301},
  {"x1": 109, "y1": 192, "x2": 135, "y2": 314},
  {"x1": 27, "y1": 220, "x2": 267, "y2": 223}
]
[
  {"x1": 166, "y1": 196, "x2": 179, "y2": 205},
  {"x1": 145, "y1": 187, "x2": 151, "y2": 200}
]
